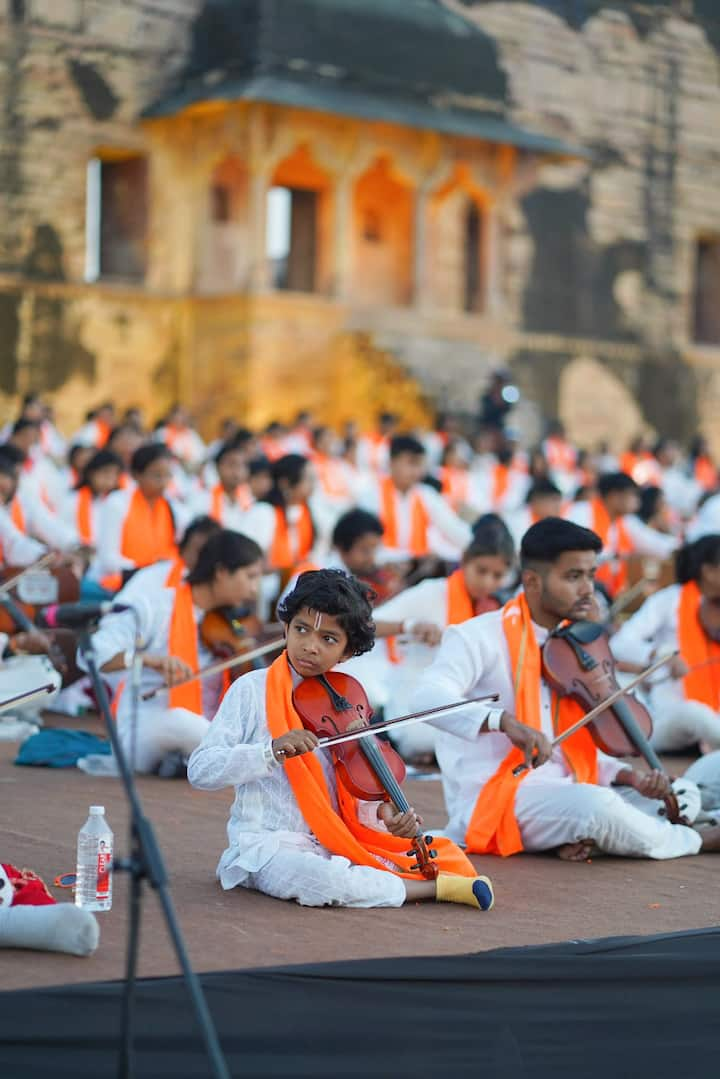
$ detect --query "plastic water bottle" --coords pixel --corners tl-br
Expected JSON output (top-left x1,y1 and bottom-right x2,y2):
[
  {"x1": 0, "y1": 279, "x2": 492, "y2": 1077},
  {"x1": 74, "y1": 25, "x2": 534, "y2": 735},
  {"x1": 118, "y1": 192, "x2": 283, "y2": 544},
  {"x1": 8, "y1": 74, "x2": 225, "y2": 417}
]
[{"x1": 75, "y1": 805, "x2": 113, "y2": 911}]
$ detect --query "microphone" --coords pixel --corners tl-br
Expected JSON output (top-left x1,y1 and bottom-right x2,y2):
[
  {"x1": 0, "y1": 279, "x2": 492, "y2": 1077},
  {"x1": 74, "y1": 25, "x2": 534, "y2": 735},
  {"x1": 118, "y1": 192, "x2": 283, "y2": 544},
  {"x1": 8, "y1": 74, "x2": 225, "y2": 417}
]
[{"x1": 39, "y1": 602, "x2": 133, "y2": 629}]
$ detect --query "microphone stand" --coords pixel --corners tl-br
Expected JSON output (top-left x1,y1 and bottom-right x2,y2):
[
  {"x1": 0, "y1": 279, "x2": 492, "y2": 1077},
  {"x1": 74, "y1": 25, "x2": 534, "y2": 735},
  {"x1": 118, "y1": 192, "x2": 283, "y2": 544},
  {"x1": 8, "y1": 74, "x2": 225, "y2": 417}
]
[{"x1": 76, "y1": 621, "x2": 230, "y2": 1079}]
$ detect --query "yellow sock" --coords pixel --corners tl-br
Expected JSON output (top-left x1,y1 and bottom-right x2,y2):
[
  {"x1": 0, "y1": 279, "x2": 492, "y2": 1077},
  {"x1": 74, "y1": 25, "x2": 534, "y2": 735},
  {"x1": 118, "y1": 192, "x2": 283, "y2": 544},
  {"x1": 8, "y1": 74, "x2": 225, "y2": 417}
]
[{"x1": 435, "y1": 873, "x2": 494, "y2": 911}]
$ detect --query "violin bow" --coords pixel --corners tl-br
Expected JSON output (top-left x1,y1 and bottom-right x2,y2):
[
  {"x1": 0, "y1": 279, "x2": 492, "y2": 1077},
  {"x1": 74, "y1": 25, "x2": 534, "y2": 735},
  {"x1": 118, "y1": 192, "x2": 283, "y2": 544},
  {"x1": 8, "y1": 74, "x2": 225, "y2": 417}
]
[
  {"x1": 140, "y1": 637, "x2": 285, "y2": 701},
  {"x1": 0, "y1": 552, "x2": 55, "y2": 597},
  {"x1": 0, "y1": 683, "x2": 56, "y2": 715},
  {"x1": 652, "y1": 654, "x2": 720, "y2": 686},
  {"x1": 317, "y1": 693, "x2": 500, "y2": 749},
  {"x1": 512, "y1": 651, "x2": 677, "y2": 776}
]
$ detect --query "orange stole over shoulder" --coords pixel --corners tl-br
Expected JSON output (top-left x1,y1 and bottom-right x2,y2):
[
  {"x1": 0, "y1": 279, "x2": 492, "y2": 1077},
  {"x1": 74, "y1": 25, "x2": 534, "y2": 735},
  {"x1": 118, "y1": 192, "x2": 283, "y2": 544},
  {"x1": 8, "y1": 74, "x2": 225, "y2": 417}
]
[
  {"x1": 464, "y1": 594, "x2": 598, "y2": 857},
  {"x1": 379, "y1": 476, "x2": 430, "y2": 557},
  {"x1": 121, "y1": 489, "x2": 177, "y2": 567},
  {"x1": 269, "y1": 505, "x2": 314, "y2": 571},
  {"x1": 678, "y1": 581, "x2": 720, "y2": 711},
  {"x1": 440, "y1": 467, "x2": 469, "y2": 510},
  {"x1": 209, "y1": 484, "x2": 252, "y2": 523},
  {"x1": 491, "y1": 464, "x2": 509, "y2": 508},
  {"x1": 165, "y1": 559, "x2": 202, "y2": 713},
  {"x1": 75, "y1": 487, "x2": 94, "y2": 545},
  {"x1": 110, "y1": 558, "x2": 201, "y2": 719},
  {"x1": 102, "y1": 489, "x2": 177, "y2": 593},
  {"x1": 590, "y1": 497, "x2": 633, "y2": 596},
  {"x1": 10, "y1": 497, "x2": 26, "y2": 533},
  {"x1": 265, "y1": 654, "x2": 475, "y2": 879},
  {"x1": 446, "y1": 569, "x2": 475, "y2": 625}
]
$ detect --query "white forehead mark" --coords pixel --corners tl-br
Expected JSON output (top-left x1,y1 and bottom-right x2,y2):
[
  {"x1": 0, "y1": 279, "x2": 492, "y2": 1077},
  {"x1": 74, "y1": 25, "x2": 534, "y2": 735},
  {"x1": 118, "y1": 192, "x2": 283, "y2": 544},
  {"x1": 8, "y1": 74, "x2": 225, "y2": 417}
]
[{"x1": 313, "y1": 610, "x2": 323, "y2": 630}]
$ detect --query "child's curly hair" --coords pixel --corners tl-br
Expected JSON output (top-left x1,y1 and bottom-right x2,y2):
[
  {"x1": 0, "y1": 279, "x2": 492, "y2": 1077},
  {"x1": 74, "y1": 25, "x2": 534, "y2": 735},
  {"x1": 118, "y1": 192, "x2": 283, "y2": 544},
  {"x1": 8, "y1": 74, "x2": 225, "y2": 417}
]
[{"x1": 278, "y1": 569, "x2": 376, "y2": 657}]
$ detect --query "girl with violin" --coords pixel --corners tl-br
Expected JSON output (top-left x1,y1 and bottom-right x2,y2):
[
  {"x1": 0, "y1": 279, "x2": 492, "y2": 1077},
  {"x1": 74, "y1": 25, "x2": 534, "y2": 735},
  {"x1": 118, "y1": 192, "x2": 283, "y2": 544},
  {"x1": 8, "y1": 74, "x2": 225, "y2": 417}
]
[
  {"x1": 188, "y1": 569, "x2": 495, "y2": 911},
  {"x1": 83, "y1": 530, "x2": 263, "y2": 776},
  {"x1": 60, "y1": 449, "x2": 123, "y2": 547},
  {"x1": 412, "y1": 517, "x2": 720, "y2": 862},
  {"x1": 611, "y1": 534, "x2": 720, "y2": 753}
]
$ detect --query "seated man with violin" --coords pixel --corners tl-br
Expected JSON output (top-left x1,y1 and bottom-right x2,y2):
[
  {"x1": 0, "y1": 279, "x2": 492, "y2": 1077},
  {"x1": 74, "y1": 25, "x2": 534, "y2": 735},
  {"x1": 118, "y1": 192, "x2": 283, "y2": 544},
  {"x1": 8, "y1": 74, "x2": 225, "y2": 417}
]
[
  {"x1": 611, "y1": 534, "x2": 720, "y2": 754},
  {"x1": 188, "y1": 568, "x2": 500, "y2": 911},
  {"x1": 79, "y1": 529, "x2": 263, "y2": 776},
  {"x1": 412, "y1": 517, "x2": 720, "y2": 862}
]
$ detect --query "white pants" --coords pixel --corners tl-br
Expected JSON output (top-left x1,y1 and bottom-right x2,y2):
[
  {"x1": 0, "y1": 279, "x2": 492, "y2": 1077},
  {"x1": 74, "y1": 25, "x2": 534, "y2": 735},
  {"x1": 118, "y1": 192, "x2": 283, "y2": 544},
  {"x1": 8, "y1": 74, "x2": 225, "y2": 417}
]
[
  {"x1": 649, "y1": 698, "x2": 720, "y2": 753},
  {"x1": 119, "y1": 706, "x2": 211, "y2": 774},
  {"x1": 515, "y1": 780, "x2": 701, "y2": 859},
  {"x1": 246, "y1": 840, "x2": 406, "y2": 908}
]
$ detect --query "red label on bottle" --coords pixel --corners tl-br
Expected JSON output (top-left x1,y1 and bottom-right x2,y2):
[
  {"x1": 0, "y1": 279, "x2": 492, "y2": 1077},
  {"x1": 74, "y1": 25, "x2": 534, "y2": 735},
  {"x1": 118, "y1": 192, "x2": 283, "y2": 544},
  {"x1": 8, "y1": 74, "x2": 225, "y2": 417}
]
[{"x1": 96, "y1": 849, "x2": 111, "y2": 898}]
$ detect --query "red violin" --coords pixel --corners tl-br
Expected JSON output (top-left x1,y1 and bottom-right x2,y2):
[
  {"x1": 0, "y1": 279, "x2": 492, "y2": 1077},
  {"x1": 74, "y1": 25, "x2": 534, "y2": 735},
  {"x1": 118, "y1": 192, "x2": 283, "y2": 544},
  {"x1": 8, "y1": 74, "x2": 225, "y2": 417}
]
[{"x1": 292, "y1": 671, "x2": 439, "y2": 879}]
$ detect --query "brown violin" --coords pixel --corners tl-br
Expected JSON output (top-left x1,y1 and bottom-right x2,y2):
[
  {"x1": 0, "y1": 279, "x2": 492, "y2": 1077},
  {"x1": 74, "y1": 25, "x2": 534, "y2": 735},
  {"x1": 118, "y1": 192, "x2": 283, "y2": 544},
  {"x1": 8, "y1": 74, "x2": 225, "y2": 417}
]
[
  {"x1": 540, "y1": 620, "x2": 685, "y2": 823},
  {"x1": 292, "y1": 671, "x2": 439, "y2": 879},
  {"x1": 200, "y1": 607, "x2": 281, "y2": 680}
]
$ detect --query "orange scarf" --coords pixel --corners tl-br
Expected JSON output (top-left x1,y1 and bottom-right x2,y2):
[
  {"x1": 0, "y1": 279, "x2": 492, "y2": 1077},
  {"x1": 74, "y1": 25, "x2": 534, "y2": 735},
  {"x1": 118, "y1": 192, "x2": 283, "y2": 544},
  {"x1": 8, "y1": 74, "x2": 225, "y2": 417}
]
[
  {"x1": 465, "y1": 594, "x2": 598, "y2": 856},
  {"x1": 365, "y1": 432, "x2": 387, "y2": 472},
  {"x1": 10, "y1": 497, "x2": 25, "y2": 533},
  {"x1": 121, "y1": 489, "x2": 177, "y2": 567},
  {"x1": 379, "y1": 476, "x2": 429, "y2": 557},
  {"x1": 545, "y1": 437, "x2": 576, "y2": 473},
  {"x1": 95, "y1": 419, "x2": 111, "y2": 448},
  {"x1": 695, "y1": 457, "x2": 718, "y2": 492},
  {"x1": 590, "y1": 497, "x2": 633, "y2": 596},
  {"x1": 446, "y1": 569, "x2": 475, "y2": 625},
  {"x1": 165, "y1": 559, "x2": 202, "y2": 713},
  {"x1": 678, "y1": 581, "x2": 720, "y2": 710},
  {"x1": 440, "y1": 467, "x2": 469, "y2": 510},
  {"x1": 491, "y1": 464, "x2": 509, "y2": 508},
  {"x1": 75, "y1": 487, "x2": 94, "y2": 545},
  {"x1": 269, "y1": 505, "x2": 314, "y2": 571},
  {"x1": 312, "y1": 454, "x2": 350, "y2": 500},
  {"x1": 111, "y1": 559, "x2": 201, "y2": 718},
  {"x1": 209, "y1": 483, "x2": 252, "y2": 523},
  {"x1": 265, "y1": 654, "x2": 475, "y2": 879}
]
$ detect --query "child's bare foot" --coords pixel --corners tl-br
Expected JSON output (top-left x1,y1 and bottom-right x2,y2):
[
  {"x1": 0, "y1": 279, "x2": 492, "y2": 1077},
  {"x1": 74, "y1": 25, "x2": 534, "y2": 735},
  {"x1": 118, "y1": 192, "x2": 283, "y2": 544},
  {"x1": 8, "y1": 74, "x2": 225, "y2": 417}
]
[{"x1": 556, "y1": 838, "x2": 596, "y2": 861}]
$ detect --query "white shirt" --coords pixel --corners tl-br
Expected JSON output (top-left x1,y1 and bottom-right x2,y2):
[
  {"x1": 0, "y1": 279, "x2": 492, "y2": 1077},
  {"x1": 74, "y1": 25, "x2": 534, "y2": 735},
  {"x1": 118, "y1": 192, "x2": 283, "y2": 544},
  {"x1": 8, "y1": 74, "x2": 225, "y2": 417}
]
[
  {"x1": 687, "y1": 493, "x2": 720, "y2": 541},
  {"x1": 14, "y1": 484, "x2": 78, "y2": 550},
  {"x1": 189, "y1": 487, "x2": 254, "y2": 534},
  {"x1": 410, "y1": 609, "x2": 624, "y2": 844},
  {"x1": 0, "y1": 507, "x2": 46, "y2": 565},
  {"x1": 565, "y1": 501, "x2": 677, "y2": 559},
  {"x1": 610, "y1": 584, "x2": 687, "y2": 709},
  {"x1": 237, "y1": 501, "x2": 315, "y2": 561},
  {"x1": 358, "y1": 481, "x2": 471, "y2": 560}
]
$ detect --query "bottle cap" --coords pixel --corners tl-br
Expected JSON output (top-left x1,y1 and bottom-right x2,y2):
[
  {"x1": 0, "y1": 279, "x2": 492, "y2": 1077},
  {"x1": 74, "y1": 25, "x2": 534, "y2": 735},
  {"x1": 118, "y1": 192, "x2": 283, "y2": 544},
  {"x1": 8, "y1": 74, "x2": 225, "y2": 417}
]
[{"x1": 89, "y1": 805, "x2": 105, "y2": 815}]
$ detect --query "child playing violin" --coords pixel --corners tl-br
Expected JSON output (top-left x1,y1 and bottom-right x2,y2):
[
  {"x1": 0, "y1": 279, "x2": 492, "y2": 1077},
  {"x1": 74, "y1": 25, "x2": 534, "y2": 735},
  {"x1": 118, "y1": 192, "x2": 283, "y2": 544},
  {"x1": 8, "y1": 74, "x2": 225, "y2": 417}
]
[{"x1": 187, "y1": 569, "x2": 495, "y2": 910}]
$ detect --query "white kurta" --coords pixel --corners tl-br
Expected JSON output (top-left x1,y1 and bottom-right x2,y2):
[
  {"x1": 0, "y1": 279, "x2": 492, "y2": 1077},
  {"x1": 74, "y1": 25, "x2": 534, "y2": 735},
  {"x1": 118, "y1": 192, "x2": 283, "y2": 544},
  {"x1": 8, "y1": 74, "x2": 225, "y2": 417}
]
[
  {"x1": 565, "y1": 501, "x2": 677, "y2": 559},
  {"x1": 0, "y1": 507, "x2": 45, "y2": 565},
  {"x1": 188, "y1": 487, "x2": 254, "y2": 533},
  {"x1": 77, "y1": 561, "x2": 214, "y2": 773},
  {"x1": 88, "y1": 487, "x2": 188, "y2": 584},
  {"x1": 686, "y1": 492, "x2": 720, "y2": 541},
  {"x1": 358, "y1": 481, "x2": 471, "y2": 560},
  {"x1": 187, "y1": 667, "x2": 406, "y2": 908},
  {"x1": 611, "y1": 584, "x2": 720, "y2": 751},
  {"x1": 410, "y1": 610, "x2": 700, "y2": 859}
]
